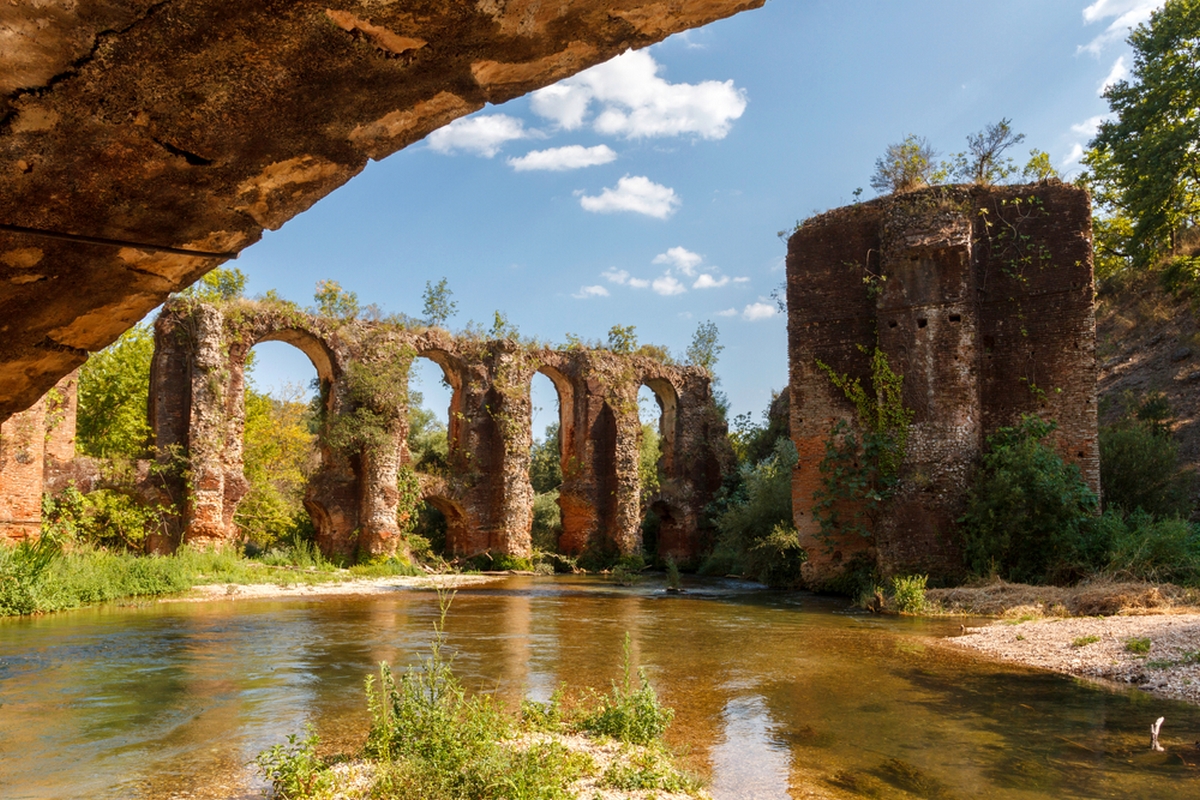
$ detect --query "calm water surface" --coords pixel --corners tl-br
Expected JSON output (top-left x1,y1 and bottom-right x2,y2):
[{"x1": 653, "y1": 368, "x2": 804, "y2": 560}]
[{"x1": 2, "y1": 575, "x2": 1199, "y2": 799}]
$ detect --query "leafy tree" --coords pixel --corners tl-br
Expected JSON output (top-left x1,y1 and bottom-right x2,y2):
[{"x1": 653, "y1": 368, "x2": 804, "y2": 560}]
[
  {"x1": 237, "y1": 383, "x2": 319, "y2": 544},
  {"x1": 638, "y1": 423, "x2": 662, "y2": 499},
  {"x1": 1022, "y1": 149, "x2": 1059, "y2": 182},
  {"x1": 951, "y1": 118, "x2": 1025, "y2": 185},
  {"x1": 77, "y1": 323, "x2": 154, "y2": 458},
  {"x1": 606, "y1": 324, "x2": 638, "y2": 354},
  {"x1": 685, "y1": 320, "x2": 723, "y2": 374},
  {"x1": 179, "y1": 266, "x2": 247, "y2": 302},
  {"x1": 960, "y1": 416, "x2": 1100, "y2": 584},
  {"x1": 422, "y1": 277, "x2": 458, "y2": 328},
  {"x1": 313, "y1": 280, "x2": 360, "y2": 320},
  {"x1": 488, "y1": 310, "x2": 519, "y2": 340},
  {"x1": 870, "y1": 134, "x2": 948, "y2": 195},
  {"x1": 529, "y1": 423, "x2": 562, "y2": 494},
  {"x1": 1100, "y1": 392, "x2": 1195, "y2": 518},
  {"x1": 1087, "y1": 0, "x2": 1200, "y2": 267}
]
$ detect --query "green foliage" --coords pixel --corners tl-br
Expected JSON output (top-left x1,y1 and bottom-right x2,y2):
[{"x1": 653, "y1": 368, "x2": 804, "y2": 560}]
[
  {"x1": 254, "y1": 726, "x2": 333, "y2": 800},
  {"x1": 326, "y1": 357, "x2": 409, "y2": 454},
  {"x1": 0, "y1": 534, "x2": 62, "y2": 616},
  {"x1": 531, "y1": 490, "x2": 562, "y2": 552},
  {"x1": 685, "y1": 320, "x2": 723, "y2": 374},
  {"x1": 606, "y1": 324, "x2": 638, "y2": 354},
  {"x1": 888, "y1": 574, "x2": 928, "y2": 614},
  {"x1": 1100, "y1": 394, "x2": 1195, "y2": 518},
  {"x1": 46, "y1": 487, "x2": 168, "y2": 550},
  {"x1": 488, "y1": 310, "x2": 519, "y2": 340},
  {"x1": 529, "y1": 423, "x2": 562, "y2": 494},
  {"x1": 704, "y1": 438, "x2": 805, "y2": 587},
  {"x1": 580, "y1": 634, "x2": 674, "y2": 746},
  {"x1": 1099, "y1": 509, "x2": 1200, "y2": 583},
  {"x1": 1126, "y1": 637, "x2": 1152, "y2": 655},
  {"x1": 421, "y1": 277, "x2": 458, "y2": 328},
  {"x1": 812, "y1": 349, "x2": 913, "y2": 549},
  {"x1": 1071, "y1": 635, "x2": 1101, "y2": 648},
  {"x1": 1022, "y1": 149, "x2": 1060, "y2": 182},
  {"x1": 312, "y1": 279, "x2": 359, "y2": 320},
  {"x1": 870, "y1": 134, "x2": 948, "y2": 194},
  {"x1": 77, "y1": 323, "x2": 153, "y2": 458},
  {"x1": 729, "y1": 390, "x2": 790, "y2": 467},
  {"x1": 1087, "y1": 0, "x2": 1200, "y2": 268},
  {"x1": 638, "y1": 422, "x2": 663, "y2": 499},
  {"x1": 408, "y1": 401, "x2": 449, "y2": 476},
  {"x1": 601, "y1": 746, "x2": 702, "y2": 794},
  {"x1": 950, "y1": 118, "x2": 1025, "y2": 185},
  {"x1": 238, "y1": 385, "x2": 318, "y2": 546},
  {"x1": 178, "y1": 266, "x2": 247, "y2": 302},
  {"x1": 960, "y1": 416, "x2": 1100, "y2": 584}
]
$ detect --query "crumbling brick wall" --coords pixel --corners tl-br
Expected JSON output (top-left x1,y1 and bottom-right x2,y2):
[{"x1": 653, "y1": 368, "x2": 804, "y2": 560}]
[
  {"x1": 787, "y1": 183, "x2": 1097, "y2": 584},
  {"x1": 147, "y1": 300, "x2": 730, "y2": 562}
]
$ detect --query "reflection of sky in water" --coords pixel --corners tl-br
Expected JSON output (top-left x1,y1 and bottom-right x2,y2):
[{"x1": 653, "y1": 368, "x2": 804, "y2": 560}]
[
  {"x1": 3, "y1": 577, "x2": 1200, "y2": 800},
  {"x1": 709, "y1": 694, "x2": 790, "y2": 800}
]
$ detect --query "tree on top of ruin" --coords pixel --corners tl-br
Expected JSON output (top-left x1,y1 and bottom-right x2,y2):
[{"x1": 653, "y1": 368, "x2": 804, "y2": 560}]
[
  {"x1": 950, "y1": 118, "x2": 1026, "y2": 185},
  {"x1": 179, "y1": 267, "x2": 247, "y2": 302},
  {"x1": 686, "y1": 320, "x2": 723, "y2": 374},
  {"x1": 422, "y1": 277, "x2": 458, "y2": 328},
  {"x1": 607, "y1": 324, "x2": 638, "y2": 354},
  {"x1": 869, "y1": 134, "x2": 948, "y2": 195},
  {"x1": 313, "y1": 280, "x2": 360, "y2": 321}
]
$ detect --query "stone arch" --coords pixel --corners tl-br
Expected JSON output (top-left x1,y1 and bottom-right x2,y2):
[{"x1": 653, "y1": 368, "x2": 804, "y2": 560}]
[
  {"x1": 414, "y1": 348, "x2": 466, "y2": 463},
  {"x1": 638, "y1": 376, "x2": 680, "y2": 481},
  {"x1": 421, "y1": 492, "x2": 470, "y2": 557}
]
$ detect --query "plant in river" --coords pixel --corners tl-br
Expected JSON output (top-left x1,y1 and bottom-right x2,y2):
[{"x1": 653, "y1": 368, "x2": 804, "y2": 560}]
[
  {"x1": 580, "y1": 633, "x2": 674, "y2": 746},
  {"x1": 254, "y1": 725, "x2": 333, "y2": 800},
  {"x1": 888, "y1": 574, "x2": 928, "y2": 614}
]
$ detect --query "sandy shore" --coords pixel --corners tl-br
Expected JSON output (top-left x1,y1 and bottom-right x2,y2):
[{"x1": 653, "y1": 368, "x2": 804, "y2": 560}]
[
  {"x1": 163, "y1": 572, "x2": 506, "y2": 603},
  {"x1": 948, "y1": 611, "x2": 1200, "y2": 705}
]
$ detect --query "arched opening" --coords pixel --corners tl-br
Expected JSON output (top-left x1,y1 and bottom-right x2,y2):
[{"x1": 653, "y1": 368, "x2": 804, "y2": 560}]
[
  {"x1": 637, "y1": 378, "x2": 679, "y2": 558},
  {"x1": 406, "y1": 355, "x2": 456, "y2": 476},
  {"x1": 235, "y1": 337, "x2": 326, "y2": 554},
  {"x1": 529, "y1": 368, "x2": 569, "y2": 554},
  {"x1": 590, "y1": 401, "x2": 618, "y2": 551},
  {"x1": 409, "y1": 494, "x2": 467, "y2": 561}
]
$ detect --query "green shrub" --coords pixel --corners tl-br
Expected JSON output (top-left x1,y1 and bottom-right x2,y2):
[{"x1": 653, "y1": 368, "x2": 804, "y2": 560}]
[
  {"x1": 888, "y1": 574, "x2": 928, "y2": 614},
  {"x1": 703, "y1": 438, "x2": 806, "y2": 587},
  {"x1": 1100, "y1": 418, "x2": 1195, "y2": 518},
  {"x1": 580, "y1": 634, "x2": 673, "y2": 746},
  {"x1": 960, "y1": 416, "x2": 1100, "y2": 584},
  {"x1": 530, "y1": 491, "x2": 562, "y2": 552},
  {"x1": 1125, "y1": 637, "x2": 1152, "y2": 655},
  {"x1": 254, "y1": 726, "x2": 333, "y2": 800},
  {"x1": 1100, "y1": 509, "x2": 1200, "y2": 583}
]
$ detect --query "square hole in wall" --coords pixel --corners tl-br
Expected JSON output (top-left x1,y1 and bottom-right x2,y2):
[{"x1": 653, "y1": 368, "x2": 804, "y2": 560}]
[
  {"x1": 949, "y1": 314, "x2": 961, "y2": 323},
  {"x1": 917, "y1": 318, "x2": 928, "y2": 328}
]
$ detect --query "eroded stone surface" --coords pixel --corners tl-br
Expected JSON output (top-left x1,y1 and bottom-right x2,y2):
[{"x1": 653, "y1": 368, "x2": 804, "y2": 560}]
[
  {"x1": 787, "y1": 184, "x2": 1098, "y2": 585},
  {"x1": 0, "y1": 0, "x2": 764, "y2": 420}
]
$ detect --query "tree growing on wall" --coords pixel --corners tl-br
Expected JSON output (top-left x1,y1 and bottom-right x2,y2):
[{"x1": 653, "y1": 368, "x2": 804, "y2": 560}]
[
  {"x1": 314, "y1": 280, "x2": 360, "y2": 321},
  {"x1": 869, "y1": 134, "x2": 947, "y2": 195},
  {"x1": 685, "y1": 320, "x2": 723, "y2": 374},
  {"x1": 950, "y1": 118, "x2": 1025, "y2": 185},
  {"x1": 606, "y1": 324, "x2": 638, "y2": 354},
  {"x1": 422, "y1": 278, "x2": 458, "y2": 328}
]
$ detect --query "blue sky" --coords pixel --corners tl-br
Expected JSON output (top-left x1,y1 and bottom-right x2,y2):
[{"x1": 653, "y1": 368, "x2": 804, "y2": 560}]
[{"x1": 236, "y1": 0, "x2": 1161, "y2": 431}]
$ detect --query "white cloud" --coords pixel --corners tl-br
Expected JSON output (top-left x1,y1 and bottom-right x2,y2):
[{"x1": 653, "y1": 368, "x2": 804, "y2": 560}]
[
  {"x1": 742, "y1": 302, "x2": 777, "y2": 321},
  {"x1": 427, "y1": 114, "x2": 529, "y2": 157},
  {"x1": 531, "y1": 49, "x2": 746, "y2": 140},
  {"x1": 1099, "y1": 56, "x2": 1128, "y2": 94},
  {"x1": 1079, "y1": 1, "x2": 1162, "y2": 56},
  {"x1": 572, "y1": 285, "x2": 609, "y2": 299},
  {"x1": 652, "y1": 274, "x2": 686, "y2": 296},
  {"x1": 652, "y1": 246, "x2": 703, "y2": 276},
  {"x1": 733, "y1": 276, "x2": 751, "y2": 283},
  {"x1": 508, "y1": 144, "x2": 616, "y2": 172},
  {"x1": 579, "y1": 175, "x2": 680, "y2": 219},
  {"x1": 693, "y1": 274, "x2": 730, "y2": 289},
  {"x1": 602, "y1": 268, "x2": 631, "y2": 284},
  {"x1": 629, "y1": 277, "x2": 650, "y2": 289},
  {"x1": 716, "y1": 308, "x2": 738, "y2": 317},
  {"x1": 1062, "y1": 114, "x2": 1109, "y2": 166},
  {"x1": 1072, "y1": 115, "x2": 1106, "y2": 138}
]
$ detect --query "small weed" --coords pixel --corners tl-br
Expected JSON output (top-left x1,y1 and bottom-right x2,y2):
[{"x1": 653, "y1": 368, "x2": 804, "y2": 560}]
[
  {"x1": 579, "y1": 634, "x2": 673, "y2": 745},
  {"x1": 1125, "y1": 637, "x2": 1152, "y2": 655},
  {"x1": 255, "y1": 725, "x2": 332, "y2": 800},
  {"x1": 888, "y1": 574, "x2": 928, "y2": 614},
  {"x1": 1071, "y1": 635, "x2": 1102, "y2": 648}
]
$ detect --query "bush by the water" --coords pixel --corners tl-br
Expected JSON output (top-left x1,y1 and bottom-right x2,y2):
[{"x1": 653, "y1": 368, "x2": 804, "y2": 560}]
[
  {"x1": 701, "y1": 437, "x2": 805, "y2": 587},
  {"x1": 260, "y1": 593, "x2": 700, "y2": 800},
  {"x1": 962, "y1": 414, "x2": 1200, "y2": 586},
  {"x1": 961, "y1": 416, "x2": 1101, "y2": 584}
]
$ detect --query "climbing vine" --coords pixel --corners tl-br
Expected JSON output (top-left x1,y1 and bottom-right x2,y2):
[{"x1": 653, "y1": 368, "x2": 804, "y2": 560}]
[{"x1": 811, "y1": 348, "x2": 913, "y2": 550}]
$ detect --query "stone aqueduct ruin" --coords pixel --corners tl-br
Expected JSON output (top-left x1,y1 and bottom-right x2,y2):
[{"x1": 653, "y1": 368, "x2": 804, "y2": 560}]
[{"x1": 0, "y1": 298, "x2": 730, "y2": 561}]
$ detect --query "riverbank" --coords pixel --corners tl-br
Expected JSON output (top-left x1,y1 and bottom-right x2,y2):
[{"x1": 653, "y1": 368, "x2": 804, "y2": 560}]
[
  {"x1": 929, "y1": 579, "x2": 1200, "y2": 706},
  {"x1": 170, "y1": 571, "x2": 505, "y2": 602}
]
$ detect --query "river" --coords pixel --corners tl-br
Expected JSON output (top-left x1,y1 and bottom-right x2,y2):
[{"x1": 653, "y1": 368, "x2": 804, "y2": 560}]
[{"x1": 2, "y1": 575, "x2": 1198, "y2": 799}]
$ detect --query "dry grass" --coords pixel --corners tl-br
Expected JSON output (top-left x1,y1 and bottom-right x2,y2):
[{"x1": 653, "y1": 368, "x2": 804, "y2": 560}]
[{"x1": 926, "y1": 577, "x2": 1200, "y2": 618}]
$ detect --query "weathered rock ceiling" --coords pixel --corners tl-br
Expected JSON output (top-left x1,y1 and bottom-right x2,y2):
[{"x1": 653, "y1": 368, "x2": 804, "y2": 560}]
[{"x1": 0, "y1": 0, "x2": 763, "y2": 420}]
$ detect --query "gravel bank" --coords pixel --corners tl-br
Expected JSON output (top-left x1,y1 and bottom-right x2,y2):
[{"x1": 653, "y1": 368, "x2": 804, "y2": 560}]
[{"x1": 949, "y1": 612, "x2": 1200, "y2": 705}]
